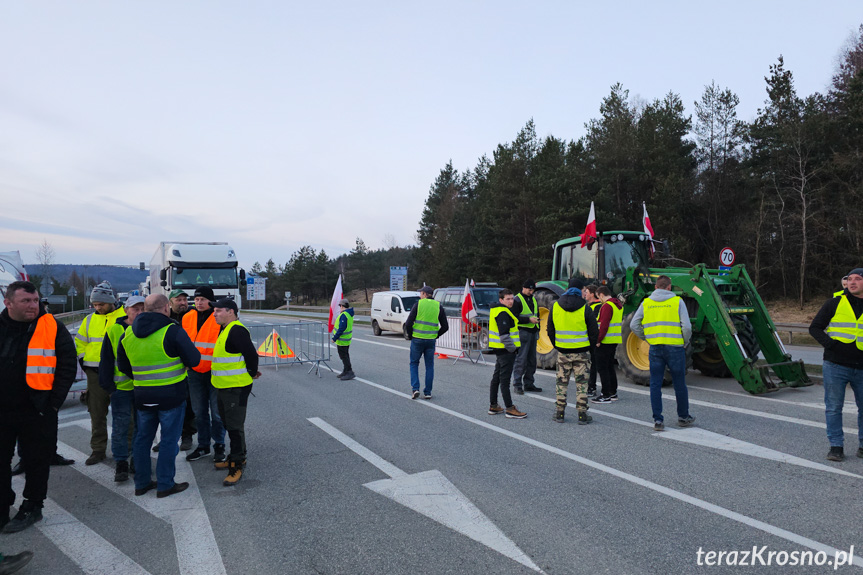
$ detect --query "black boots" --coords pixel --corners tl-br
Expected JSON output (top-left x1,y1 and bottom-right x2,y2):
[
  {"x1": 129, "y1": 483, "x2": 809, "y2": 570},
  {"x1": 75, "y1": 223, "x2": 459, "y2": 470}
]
[{"x1": 2, "y1": 500, "x2": 43, "y2": 534}]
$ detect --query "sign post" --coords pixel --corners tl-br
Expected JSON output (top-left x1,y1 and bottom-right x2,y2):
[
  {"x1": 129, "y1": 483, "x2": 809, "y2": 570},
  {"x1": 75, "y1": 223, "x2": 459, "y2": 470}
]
[{"x1": 719, "y1": 247, "x2": 735, "y2": 275}]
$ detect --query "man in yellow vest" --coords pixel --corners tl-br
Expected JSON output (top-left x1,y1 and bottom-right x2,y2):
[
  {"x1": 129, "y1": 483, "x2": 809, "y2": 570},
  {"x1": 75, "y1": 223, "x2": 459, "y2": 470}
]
[
  {"x1": 487, "y1": 289, "x2": 527, "y2": 418},
  {"x1": 583, "y1": 285, "x2": 602, "y2": 398},
  {"x1": 0, "y1": 281, "x2": 76, "y2": 533},
  {"x1": 168, "y1": 289, "x2": 196, "y2": 452},
  {"x1": 210, "y1": 298, "x2": 261, "y2": 486},
  {"x1": 546, "y1": 278, "x2": 598, "y2": 424},
  {"x1": 809, "y1": 267, "x2": 863, "y2": 462},
  {"x1": 182, "y1": 287, "x2": 226, "y2": 463},
  {"x1": 511, "y1": 280, "x2": 542, "y2": 395},
  {"x1": 98, "y1": 295, "x2": 145, "y2": 482},
  {"x1": 332, "y1": 299, "x2": 355, "y2": 380},
  {"x1": 75, "y1": 281, "x2": 125, "y2": 466},
  {"x1": 117, "y1": 295, "x2": 201, "y2": 498},
  {"x1": 405, "y1": 286, "x2": 448, "y2": 399},
  {"x1": 630, "y1": 275, "x2": 694, "y2": 431},
  {"x1": 591, "y1": 286, "x2": 623, "y2": 404},
  {"x1": 834, "y1": 276, "x2": 849, "y2": 298}
]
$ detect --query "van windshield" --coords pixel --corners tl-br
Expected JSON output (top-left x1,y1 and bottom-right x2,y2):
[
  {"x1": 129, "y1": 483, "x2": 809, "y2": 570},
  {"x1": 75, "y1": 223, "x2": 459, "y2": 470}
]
[{"x1": 401, "y1": 296, "x2": 419, "y2": 311}]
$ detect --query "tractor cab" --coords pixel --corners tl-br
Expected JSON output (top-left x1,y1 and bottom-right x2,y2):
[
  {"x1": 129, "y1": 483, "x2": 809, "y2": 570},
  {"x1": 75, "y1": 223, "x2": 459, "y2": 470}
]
[{"x1": 550, "y1": 231, "x2": 651, "y2": 294}]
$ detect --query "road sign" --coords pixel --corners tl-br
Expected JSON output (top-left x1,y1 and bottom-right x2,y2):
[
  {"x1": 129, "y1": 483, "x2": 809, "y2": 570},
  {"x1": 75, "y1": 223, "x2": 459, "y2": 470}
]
[
  {"x1": 68, "y1": 286, "x2": 78, "y2": 297},
  {"x1": 246, "y1": 276, "x2": 266, "y2": 301},
  {"x1": 718, "y1": 265, "x2": 732, "y2": 276},
  {"x1": 720, "y1": 247, "x2": 735, "y2": 266},
  {"x1": 390, "y1": 266, "x2": 408, "y2": 291}
]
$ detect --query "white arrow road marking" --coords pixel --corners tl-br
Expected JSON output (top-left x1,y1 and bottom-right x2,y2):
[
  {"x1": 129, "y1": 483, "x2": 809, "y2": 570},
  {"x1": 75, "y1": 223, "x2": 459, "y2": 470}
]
[
  {"x1": 308, "y1": 417, "x2": 544, "y2": 574},
  {"x1": 57, "y1": 419, "x2": 227, "y2": 575},
  {"x1": 352, "y1": 376, "x2": 863, "y2": 568},
  {"x1": 12, "y1": 477, "x2": 152, "y2": 575},
  {"x1": 655, "y1": 427, "x2": 863, "y2": 479}
]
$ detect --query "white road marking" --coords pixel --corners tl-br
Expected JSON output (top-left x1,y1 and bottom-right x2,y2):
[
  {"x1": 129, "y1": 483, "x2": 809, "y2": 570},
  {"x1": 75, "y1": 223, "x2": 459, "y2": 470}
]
[
  {"x1": 12, "y1": 477, "x2": 152, "y2": 575},
  {"x1": 353, "y1": 337, "x2": 410, "y2": 351},
  {"x1": 59, "y1": 420, "x2": 226, "y2": 575},
  {"x1": 308, "y1": 417, "x2": 543, "y2": 573},
  {"x1": 685, "y1": 384, "x2": 856, "y2": 410},
  {"x1": 58, "y1": 408, "x2": 89, "y2": 420},
  {"x1": 352, "y1": 376, "x2": 863, "y2": 567}
]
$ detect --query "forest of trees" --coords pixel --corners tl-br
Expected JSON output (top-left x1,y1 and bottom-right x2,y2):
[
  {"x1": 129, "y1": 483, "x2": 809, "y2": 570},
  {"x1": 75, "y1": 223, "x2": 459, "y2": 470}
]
[{"x1": 417, "y1": 28, "x2": 863, "y2": 306}]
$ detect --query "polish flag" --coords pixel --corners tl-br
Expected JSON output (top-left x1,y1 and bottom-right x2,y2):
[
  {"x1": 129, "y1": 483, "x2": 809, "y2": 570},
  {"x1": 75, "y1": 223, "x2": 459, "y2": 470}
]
[
  {"x1": 461, "y1": 279, "x2": 477, "y2": 324},
  {"x1": 328, "y1": 275, "x2": 343, "y2": 333},
  {"x1": 580, "y1": 202, "x2": 597, "y2": 248},
  {"x1": 643, "y1": 202, "x2": 655, "y2": 256}
]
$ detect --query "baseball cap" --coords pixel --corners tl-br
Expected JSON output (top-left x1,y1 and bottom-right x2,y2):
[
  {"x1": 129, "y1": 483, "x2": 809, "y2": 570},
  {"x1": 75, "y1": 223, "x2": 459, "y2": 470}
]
[
  {"x1": 419, "y1": 286, "x2": 433, "y2": 295},
  {"x1": 124, "y1": 295, "x2": 146, "y2": 309},
  {"x1": 168, "y1": 289, "x2": 187, "y2": 300},
  {"x1": 210, "y1": 298, "x2": 238, "y2": 313}
]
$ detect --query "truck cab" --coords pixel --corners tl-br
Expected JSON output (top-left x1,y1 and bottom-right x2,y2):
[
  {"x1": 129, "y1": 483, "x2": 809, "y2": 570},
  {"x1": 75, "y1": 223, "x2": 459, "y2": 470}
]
[{"x1": 151, "y1": 242, "x2": 245, "y2": 306}]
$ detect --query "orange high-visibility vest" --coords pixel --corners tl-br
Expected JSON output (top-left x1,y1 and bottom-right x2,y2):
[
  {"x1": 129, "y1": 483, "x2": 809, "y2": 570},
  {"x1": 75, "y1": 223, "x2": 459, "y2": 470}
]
[
  {"x1": 27, "y1": 314, "x2": 58, "y2": 390},
  {"x1": 182, "y1": 309, "x2": 220, "y2": 373}
]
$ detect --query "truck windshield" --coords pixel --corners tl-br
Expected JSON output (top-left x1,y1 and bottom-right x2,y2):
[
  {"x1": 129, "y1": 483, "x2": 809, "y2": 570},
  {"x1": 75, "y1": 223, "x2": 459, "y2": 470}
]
[
  {"x1": 172, "y1": 267, "x2": 238, "y2": 289},
  {"x1": 604, "y1": 239, "x2": 649, "y2": 279}
]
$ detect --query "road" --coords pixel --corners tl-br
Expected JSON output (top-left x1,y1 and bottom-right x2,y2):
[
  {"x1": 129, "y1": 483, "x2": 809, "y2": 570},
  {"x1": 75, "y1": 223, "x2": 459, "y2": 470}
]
[{"x1": 5, "y1": 315, "x2": 861, "y2": 574}]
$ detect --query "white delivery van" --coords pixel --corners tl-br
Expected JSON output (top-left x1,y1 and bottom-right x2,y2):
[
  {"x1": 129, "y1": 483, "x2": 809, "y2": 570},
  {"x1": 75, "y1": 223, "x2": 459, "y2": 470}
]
[{"x1": 371, "y1": 291, "x2": 421, "y2": 338}]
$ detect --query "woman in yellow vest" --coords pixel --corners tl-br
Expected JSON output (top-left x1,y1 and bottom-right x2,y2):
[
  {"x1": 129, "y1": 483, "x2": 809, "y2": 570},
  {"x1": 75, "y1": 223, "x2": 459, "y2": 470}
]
[
  {"x1": 210, "y1": 299, "x2": 260, "y2": 486},
  {"x1": 591, "y1": 286, "x2": 623, "y2": 404},
  {"x1": 629, "y1": 275, "x2": 694, "y2": 431}
]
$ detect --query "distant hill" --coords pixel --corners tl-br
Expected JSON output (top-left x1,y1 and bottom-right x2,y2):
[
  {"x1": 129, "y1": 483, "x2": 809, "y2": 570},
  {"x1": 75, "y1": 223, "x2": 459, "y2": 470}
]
[{"x1": 29, "y1": 264, "x2": 148, "y2": 293}]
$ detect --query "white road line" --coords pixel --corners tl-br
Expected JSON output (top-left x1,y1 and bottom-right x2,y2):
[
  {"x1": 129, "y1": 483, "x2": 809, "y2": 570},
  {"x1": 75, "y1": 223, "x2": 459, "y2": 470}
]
[
  {"x1": 12, "y1": 477, "x2": 152, "y2": 575},
  {"x1": 352, "y1": 376, "x2": 863, "y2": 567},
  {"x1": 353, "y1": 337, "x2": 410, "y2": 351},
  {"x1": 58, "y1": 408, "x2": 88, "y2": 420},
  {"x1": 309, "y1": 418, "x2": 406, "y2": 478},
  {"x1": 61, "y1": 420, "x2": 226, "y2": 575},
  {"x1": 685, "y1": 384, "x2": 855, "y2": 410}
]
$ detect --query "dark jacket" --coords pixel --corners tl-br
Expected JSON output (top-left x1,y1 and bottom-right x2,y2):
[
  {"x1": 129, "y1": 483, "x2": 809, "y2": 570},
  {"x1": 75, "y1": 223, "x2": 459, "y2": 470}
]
[
  {"x1": 511, "y1": 292, "x2": 539, "y2": 332},
  {"x1": 332, "y1": 307, "x2": 355, "y2": 343},
  {"x1": 809, "y1": 294, "x2": 863, "y2": 369},
  {"x1": 490, "y1": 303, "x2": 519, "y2": 355},
  {"x1": 99, "y1": 315, "x2": 130, "y2": 394},
  {"x1": 546, "y1": 289, "x2": 598, "y2": 353},
  {"x1": 405, "y1": 299, "x2": 449, "y2": 339},
  {"x1": 597, "y1": 298, "x2": 623, "y2": 343},
  {"x1": 117, "y1": 312, "x2": 201, "y2": 411},
  {"x1": 0, "y1": 308, "x2": 77, "y2": 415},
  {"x1": 223, "y1": 322, "x2": 259, "y2": 376}
]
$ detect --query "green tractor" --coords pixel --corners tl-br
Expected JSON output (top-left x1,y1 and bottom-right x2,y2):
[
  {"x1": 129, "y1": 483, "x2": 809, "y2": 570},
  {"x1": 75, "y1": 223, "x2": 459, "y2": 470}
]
[{"x1": 533, "y1": 231, "x2": 811, "y2": 394}]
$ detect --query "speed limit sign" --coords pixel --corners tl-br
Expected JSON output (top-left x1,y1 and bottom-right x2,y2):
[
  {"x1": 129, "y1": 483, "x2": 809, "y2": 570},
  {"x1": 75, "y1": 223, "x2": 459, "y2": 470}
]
[{"x1": 720, "y1": 247, "x2": 736, "y2": 266}]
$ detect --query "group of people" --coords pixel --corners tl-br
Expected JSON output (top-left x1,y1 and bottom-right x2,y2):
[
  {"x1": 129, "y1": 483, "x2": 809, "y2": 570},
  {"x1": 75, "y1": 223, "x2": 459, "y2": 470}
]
[{"x1": 0, "y1": 280, "x2": 259, "y2": 546}]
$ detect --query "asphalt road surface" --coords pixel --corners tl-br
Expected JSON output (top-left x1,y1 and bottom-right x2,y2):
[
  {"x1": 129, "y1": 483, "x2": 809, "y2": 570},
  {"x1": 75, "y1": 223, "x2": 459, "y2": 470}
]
[{"x1": 5, "y1": 315, "x2": 861, "y2": 574}]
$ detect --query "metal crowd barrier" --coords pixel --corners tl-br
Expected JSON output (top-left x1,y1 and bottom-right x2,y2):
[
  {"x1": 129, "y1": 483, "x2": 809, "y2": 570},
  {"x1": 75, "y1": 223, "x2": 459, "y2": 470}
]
[
  {"x1": 435, "y1": 316, "x2": 491, "y2": 365},
  {"x1": 245, "y1": 319, "x2": 333, "y2": 376}
]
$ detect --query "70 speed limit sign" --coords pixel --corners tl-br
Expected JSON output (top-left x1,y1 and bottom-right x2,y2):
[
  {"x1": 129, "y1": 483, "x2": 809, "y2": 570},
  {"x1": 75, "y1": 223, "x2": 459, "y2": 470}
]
[{"x1": 720, "y1": 247, "x2": 736, "y2": 266}]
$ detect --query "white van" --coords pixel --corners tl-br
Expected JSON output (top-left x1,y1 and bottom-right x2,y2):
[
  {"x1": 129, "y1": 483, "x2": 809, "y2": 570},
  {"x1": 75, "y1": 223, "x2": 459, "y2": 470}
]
[{"x1": 371, "y1": 290, "x2": 421, "y2": 338}]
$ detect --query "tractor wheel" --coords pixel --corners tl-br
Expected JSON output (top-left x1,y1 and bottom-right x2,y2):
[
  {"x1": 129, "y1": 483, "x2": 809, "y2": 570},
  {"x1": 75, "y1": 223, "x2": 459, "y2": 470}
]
[
  {"x1": 617, "y1": 312, "x2": 651, "y2": 385},
  {"x1": 534, "y1": 289, "x2": 559, "y2": 370},
  {"x1": 372, "y1": 320, "x2": 382, "y2": 336},
  {"x1": 693, "y1": 317, "x2": 760, "y2": 378},
  {"x1": 734, "y1": 316, "x2": 761, "y2": 358}
]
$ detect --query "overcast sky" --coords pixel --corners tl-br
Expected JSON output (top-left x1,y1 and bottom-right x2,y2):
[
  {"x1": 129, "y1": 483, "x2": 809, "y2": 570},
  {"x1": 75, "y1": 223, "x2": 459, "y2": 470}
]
[{"x1": 2, "y1": 2, "x2": 861, "y2": 270}]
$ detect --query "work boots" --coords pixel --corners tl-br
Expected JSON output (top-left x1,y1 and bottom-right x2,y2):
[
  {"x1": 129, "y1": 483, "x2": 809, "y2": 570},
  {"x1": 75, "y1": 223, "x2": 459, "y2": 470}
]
[
  {"x1": 552, "y1": 407, "x2": 565, "y2": 423},
  {"x1": 215, "y1": 458, "x2": 246, "y2": 470},
  {"x1": 2, "y1": 500, "x2": 42, "y2": 533},
  {"x1": 114, "y1": 460, "x2": 130, "y2": 483},
  {"x1": 223, "y1": 460, "x2": 243, "y2": 486}
]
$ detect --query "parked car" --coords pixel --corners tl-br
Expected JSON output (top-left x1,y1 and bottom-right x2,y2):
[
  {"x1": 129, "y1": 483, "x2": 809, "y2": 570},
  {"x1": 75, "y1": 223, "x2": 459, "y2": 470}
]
[
  {"x1": 371, "y1": 290, "x2": 421, "y2": 338},
  {"x1": 432, "y1": 283, "x2": 501, "y2": 350}
]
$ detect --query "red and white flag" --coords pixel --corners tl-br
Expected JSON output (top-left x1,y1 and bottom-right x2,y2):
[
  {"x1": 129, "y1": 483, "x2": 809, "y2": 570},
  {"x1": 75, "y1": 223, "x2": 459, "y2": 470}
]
[
  {"x1": 461, "y1": 279, "x2": 477, "y2": 324},
  {"x1": 580, "y1": 201, "x2": 597, "y2": 248},
  {"x1": 328, "y1": 275, "x2": 343, "y2": 333},
  {"x1": 643, "y1": 202, "x2": 655, "y2": 256}
]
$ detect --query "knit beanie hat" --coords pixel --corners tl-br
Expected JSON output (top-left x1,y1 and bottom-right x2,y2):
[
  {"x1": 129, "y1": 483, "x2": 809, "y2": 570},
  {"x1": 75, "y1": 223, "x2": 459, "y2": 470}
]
[
  {"x1": 90, "y1": 281, "x2": 115, "y2": 304},
  {"x1": 848, "y1": 268, "x2": 863, "y2": 279}
]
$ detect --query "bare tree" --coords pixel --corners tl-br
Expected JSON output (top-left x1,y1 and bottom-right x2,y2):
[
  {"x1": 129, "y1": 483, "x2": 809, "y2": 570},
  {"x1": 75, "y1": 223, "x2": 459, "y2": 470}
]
[
  {"x1": 35, "y1": 239, "x2": 56, "y2": 281},
  {"x1": 382, "y1": 233, "x2": 398, "y2": 250}
]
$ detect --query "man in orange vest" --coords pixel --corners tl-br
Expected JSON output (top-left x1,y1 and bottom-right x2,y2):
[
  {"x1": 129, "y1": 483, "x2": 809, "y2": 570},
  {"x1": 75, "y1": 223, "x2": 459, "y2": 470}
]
[
  {"x1": 181, "y1": 287, "x2": 226, "y2": 463},
  {"x1": 0, "y1": 281, "x2": 76, "y2": 534}
]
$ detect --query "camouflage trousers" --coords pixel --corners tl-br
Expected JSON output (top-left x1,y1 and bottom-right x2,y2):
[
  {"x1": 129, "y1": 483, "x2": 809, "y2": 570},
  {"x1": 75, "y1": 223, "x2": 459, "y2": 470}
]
[{"x1": 556, "y1": 352, "x2": 591, "y2": 413}]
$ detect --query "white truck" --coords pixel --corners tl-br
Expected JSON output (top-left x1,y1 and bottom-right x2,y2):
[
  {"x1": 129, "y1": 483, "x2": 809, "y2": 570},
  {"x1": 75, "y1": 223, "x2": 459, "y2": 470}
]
[
  {"x1": 149, "y1": 242, "x2": 245, "y2": 306},
  {"x1": 0, "y1": 251, "x2": 30, "y2": 311}
]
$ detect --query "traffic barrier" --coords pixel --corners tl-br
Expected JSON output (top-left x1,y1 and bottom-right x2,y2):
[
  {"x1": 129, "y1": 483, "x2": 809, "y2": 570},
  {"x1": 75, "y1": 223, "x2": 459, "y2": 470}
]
[
  {"x1": 246, "y1": 319, "x2": 333, "y2": 376},
  {"x1": 434, "y1": 317, "x2": 491, "y2": 365}
]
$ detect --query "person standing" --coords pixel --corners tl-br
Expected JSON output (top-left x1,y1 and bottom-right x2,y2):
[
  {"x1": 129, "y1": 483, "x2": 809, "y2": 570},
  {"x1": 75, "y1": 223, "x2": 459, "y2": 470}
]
[
  {"x1": 168, "y1": 289, "x2": 196, "y2": 452},
  {"x1": 210, "y1": 299, "x2": 261, "y2": 486},
  {"x1": 809, "y1": 268, "x2": 863, "y2": 462},
  {"x1": 98, "y1": 295, "x2": 145, "y2": 482},
  {"x1": 487, "y1": 289, "x2": 527, "y2": 418},
  {"x1": 118, "y1": 294, "x2": 200, "y2": 498},
  {"x1": 591, "y1": 286, "x2": 622, "y2": 404},
  {"x1": 182, "y1": 287, "x2": 226, "y2": 463},
  {"x1": 630, "y1": 275, "x2": 694, "y2": 431},
  {"x1": 405, "y1": 286, "x2": 448, "y2": 399},
  {"x1": 582, "y1": 285, "x2": 602, "y2": 398},
  {"x1": 75, "y1": 281, "x2": 125, "y2": 465},
  {"x1": 511, "y1": 280, "x2": 542, "y2": 395},
  {"x1": 834, "y1": 276, "x2": 849, "y2": 298},
  {"x1": 547, "y1": 279, "x2": 598, "y2": 424},
  {"x1": 331, "y1": 299, "x2": 355, "y2": 380},
  {"x1": 1, "y1": 281, "x2": 76, "y2": 533}
]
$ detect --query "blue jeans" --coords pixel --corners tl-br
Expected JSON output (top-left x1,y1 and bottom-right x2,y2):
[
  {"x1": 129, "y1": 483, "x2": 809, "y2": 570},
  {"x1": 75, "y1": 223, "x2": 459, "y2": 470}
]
[
  {"x1": 133, "y1": 402, "x2": 185, "y2": 491},
  {"x1": 110, "y1": 389, "x2": 135, "y2": 462},
  {"x1": 649, "y1": 345, "x2": 689, "y2": 423},
  {"x1": 822, "y1": 360, "x2": 863, "y2": 448},
  {"x1": 410, "y1": 338, "x2": 436, "y2": 394},
  {"x1": 188, "y1": 370, "x2": 225, "y2": 448}
]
